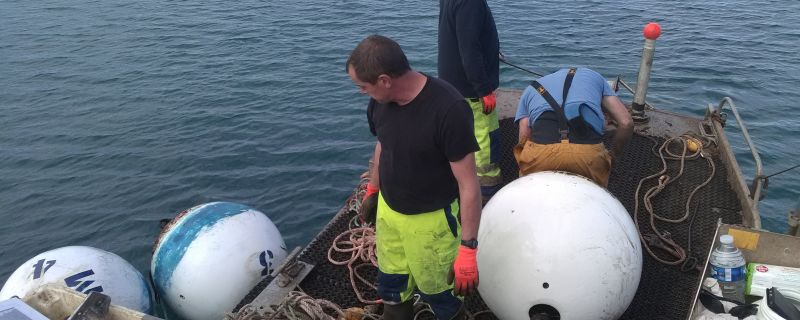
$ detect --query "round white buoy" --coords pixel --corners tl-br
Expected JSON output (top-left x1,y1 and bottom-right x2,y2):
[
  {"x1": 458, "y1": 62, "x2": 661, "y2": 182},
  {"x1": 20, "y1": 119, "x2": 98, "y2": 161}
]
[
  {"x1": 0, "y1": 246, "x2": 153, "y2": 313},
  {"x1": 151, "y1": 202, "x2": 287, "y2": 320},
  {"x1": 477, "y1": 171, "x2": 642, "y2": 320}
]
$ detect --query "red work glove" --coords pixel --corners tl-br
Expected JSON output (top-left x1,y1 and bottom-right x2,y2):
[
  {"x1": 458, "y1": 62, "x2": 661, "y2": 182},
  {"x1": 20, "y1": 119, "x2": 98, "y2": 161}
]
[
  {"x1": 451, "y1": 246, "x2": 478, "y2": 296},
  {"x1": 364, "y1": 184, "x2": 379, "y2": 199},
  {"x1": 481, "y1": 91, "x2": 496, "y2": 114},
  {"x1": 359, "y1": 184, "x2": 379, "y2": 224}
]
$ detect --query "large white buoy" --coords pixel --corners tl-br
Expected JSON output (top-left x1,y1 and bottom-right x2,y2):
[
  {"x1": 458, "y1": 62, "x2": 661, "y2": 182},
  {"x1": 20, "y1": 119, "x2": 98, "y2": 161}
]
[
  {"x1": 477, "y1": 171, "x2": 642, "y2": 320},
  {"x1": 0, "y1": 246, "x2": 153, "y2": 314},
  {"x1": 151, "y1": 202, "x2": 287, "y2": 320}
]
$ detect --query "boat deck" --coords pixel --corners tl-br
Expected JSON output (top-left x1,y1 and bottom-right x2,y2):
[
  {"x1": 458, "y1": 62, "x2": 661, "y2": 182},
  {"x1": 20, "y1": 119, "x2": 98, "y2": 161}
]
[{"x1": 240, "y1": 90, "x2": 746, "y2": 320}]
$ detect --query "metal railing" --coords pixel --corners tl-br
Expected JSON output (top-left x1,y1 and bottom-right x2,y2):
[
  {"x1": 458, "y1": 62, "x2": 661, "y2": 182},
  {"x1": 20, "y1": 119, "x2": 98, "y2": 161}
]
[
  {"x1": 613, "y1": 77, "x2": 656, "y2": 110},
  {"x1": 707, "y1": 97, "x2": 764, "y2": 205}
]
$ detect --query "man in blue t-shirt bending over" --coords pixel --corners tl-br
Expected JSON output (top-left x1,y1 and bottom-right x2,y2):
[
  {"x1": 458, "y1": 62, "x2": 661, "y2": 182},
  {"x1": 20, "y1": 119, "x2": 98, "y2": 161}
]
[{"x1": 514, "y1": 67, "x2": 633, "y2": 186}]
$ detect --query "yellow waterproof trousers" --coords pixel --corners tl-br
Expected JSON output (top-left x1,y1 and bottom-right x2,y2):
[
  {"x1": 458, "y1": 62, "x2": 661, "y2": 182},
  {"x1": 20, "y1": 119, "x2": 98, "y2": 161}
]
[
  {"x1": 467, "y1": 99, "x2": 502, "y2": 195},
  {"x1": 513, "y1": 139, "x2": 612, "y2": 187},
  {"x1": 375, "y1": 194, "x2": 461, "y2": 302}
]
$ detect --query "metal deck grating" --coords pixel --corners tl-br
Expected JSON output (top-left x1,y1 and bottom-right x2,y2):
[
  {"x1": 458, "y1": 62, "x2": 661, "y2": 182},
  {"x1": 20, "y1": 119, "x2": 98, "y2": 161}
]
[
  {"x1": 240, "y1": 115, "x2": 744, "y2": 320},
  {"x1": 609, "y1": 133, "x2": 744, "y2": 320}
]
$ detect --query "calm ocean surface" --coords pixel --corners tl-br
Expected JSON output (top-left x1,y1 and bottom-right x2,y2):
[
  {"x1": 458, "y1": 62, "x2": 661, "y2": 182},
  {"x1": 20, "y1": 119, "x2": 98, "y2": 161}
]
[{"x1": 1, "y1": 0, "x2": 798, "y2": 287}]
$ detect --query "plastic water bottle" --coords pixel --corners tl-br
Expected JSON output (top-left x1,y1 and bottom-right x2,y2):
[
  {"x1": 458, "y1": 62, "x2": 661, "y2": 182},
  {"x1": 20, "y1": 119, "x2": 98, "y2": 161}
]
[{"x1": 709, "y1": 234, "x2": 747, "y2": 303}]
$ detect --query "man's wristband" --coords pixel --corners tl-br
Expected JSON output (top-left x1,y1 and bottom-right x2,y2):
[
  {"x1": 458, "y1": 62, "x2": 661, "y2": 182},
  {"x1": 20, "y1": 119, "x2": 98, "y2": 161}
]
[{"x1": 461, "y1": 239, "x2": 478, "y2": 249}]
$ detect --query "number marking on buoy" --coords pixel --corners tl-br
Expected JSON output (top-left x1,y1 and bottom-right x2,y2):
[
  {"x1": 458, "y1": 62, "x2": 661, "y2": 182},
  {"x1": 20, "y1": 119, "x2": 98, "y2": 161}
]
[
  {"x1": 259, "y1": 250, "x2": 274, "y2": 276},
  {"x1": 32, "y1": 259, "x2": 56, "y2": 279},
  {"x1": 64, "y1": 269, "x2": 104, "y2": 293}
]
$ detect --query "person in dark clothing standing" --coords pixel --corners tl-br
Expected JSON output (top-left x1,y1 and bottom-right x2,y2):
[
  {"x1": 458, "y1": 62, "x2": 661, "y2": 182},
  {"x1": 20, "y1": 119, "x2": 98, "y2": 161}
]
[{"x1": 438, "y1": 0, "x2": 502, "y2": 202}]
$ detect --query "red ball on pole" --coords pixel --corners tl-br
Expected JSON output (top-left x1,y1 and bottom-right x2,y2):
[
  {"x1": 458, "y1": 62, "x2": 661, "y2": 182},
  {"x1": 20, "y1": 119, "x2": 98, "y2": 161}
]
[{"x1": 643, "y1": 22, "x2": 661, "y2": 40}]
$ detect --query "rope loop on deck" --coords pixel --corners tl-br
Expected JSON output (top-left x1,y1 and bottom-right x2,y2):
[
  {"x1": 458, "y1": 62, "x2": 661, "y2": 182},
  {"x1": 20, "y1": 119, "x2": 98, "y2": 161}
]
[
  {"x1": 226, "y1": 291, "x2": 358, "y2": 320},
  {"x1": 634, "y1": 132, "x2": 716, "y2": 267},
  {"x1": 327, "y1": 179, "x2": 381, "y2": 305},
  {"x1": 328, "y1": 223, "x2": 379, "y2": 304}
]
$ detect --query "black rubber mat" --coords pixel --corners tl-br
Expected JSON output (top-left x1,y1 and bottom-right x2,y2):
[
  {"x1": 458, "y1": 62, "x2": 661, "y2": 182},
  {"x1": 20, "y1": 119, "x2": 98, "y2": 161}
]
[{"x1": 240, "y1": 117, "x2": 743, "y2": 320}]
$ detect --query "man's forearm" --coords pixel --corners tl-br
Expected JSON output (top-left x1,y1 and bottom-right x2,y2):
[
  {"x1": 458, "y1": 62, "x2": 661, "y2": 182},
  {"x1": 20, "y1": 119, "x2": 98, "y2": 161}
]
[
  {"x1": 518, "y1": 118, "x2": 530, "y2": 145},
  {"x1": 450, "y1": 153, "x2": 482, "y2": 241},
  {"x1": 368, "y1": 142, "x2": 381, "y2": 189},
  {"x1": 459, "y1": 183, "x2": 481, "y2": 241},
  {"x1": 602, "y1": 95, "x2": 634, "y2": 159},
  {"x1": 611, "y1": 125, "x2": 633, "y2": 158}
]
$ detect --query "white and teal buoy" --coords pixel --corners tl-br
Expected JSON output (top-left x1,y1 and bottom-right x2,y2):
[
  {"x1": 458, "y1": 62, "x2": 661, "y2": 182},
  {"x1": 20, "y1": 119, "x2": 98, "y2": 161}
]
[
  {"x1": 0, "y1": 245, "x2": 153, "y2": 314},
  {"x1": 151, "y1": 202, "x2": 287, "y2": 320}
]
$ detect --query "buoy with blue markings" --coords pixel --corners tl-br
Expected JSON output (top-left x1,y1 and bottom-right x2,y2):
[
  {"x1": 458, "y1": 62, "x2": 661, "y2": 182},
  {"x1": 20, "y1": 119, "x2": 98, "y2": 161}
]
[
  {"x1": 0, "y1": 245, "x2": 153, "y2": 314},
  {"x1": 151, "y1": 201, "x2": 287, "y2": 320}
]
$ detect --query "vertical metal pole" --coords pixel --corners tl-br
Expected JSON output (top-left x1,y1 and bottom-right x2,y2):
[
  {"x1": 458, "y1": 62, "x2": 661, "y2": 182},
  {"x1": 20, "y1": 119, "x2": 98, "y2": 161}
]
[{"x1": 632, "y1": 23, "x2": 661, "y2": 121}]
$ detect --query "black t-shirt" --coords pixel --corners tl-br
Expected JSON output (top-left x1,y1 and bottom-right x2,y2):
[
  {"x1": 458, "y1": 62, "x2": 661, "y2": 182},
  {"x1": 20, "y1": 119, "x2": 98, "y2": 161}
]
[{"x1": 368, "y1": 76, "x2": 479, "y2": 214}]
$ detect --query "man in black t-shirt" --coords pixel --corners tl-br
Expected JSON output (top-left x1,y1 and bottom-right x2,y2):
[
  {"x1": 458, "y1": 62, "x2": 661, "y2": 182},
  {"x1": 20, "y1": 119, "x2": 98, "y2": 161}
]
[{"x1": 346, "y1": 35, "x2": 482, "y2": 320}]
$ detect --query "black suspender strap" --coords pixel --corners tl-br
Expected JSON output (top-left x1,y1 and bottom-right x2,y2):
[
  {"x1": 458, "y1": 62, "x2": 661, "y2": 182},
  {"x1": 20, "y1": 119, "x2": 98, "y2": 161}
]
[
  {"x1": 530, "y1": 67, "x2": 577, "y2": 141},
  {"x1": 562, "y1": 67, "x2": 576, "y2": 108}
]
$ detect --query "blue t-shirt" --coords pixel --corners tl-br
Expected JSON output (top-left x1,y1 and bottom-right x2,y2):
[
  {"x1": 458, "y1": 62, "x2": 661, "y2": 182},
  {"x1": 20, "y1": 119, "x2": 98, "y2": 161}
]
[{"x1": 515, "y1": 68, "x2": 615, "y2": 135}]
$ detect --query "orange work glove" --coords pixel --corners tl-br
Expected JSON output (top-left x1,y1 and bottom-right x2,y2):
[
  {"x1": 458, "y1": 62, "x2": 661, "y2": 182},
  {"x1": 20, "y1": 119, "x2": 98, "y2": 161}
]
[
  {"x1": 481, "y1": 91, "x2": 497, "y2": 114},
  {"x1": 451, "y1": 245, "x2": 478, "y2": 296},
  {"x1": 359, "y1": 184, "x2": 379, "y2": 224}
]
